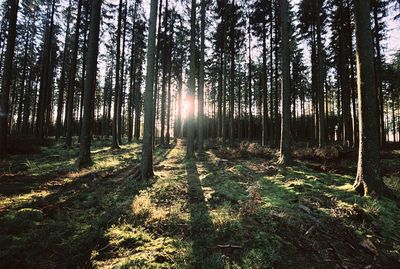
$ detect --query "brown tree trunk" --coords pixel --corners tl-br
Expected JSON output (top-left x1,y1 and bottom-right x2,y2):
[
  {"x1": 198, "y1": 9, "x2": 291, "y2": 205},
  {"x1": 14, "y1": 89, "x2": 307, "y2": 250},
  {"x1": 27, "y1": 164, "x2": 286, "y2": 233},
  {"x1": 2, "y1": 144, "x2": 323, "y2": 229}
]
[
  {"x1": 353, "y1": 0, "x2": 383, "y2": 196},
  {"x1": 0, "y1": 0, "x2": 19, "y2": 156},
  {"x1": 65, "y1": 0, "x2": 82, "y2": 147},
  {"x1": 77, "y1": 0, "x2": 102, "y2": 167},
  {"x1": 186, "y1": 0, "x2": 196, "y2": 158},
  {"x1": 141, "y1": 0, "x2": 159, "y2": 179},
  {"x1": 278, "y1": 0, "x2": 292, "y2": 165}
]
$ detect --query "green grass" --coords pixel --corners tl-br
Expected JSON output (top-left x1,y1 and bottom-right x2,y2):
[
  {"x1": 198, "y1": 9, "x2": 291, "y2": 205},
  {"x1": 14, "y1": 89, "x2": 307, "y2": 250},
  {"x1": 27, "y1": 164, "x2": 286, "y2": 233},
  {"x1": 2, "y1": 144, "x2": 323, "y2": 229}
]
[{"x1": 1, "y1": 139, "x2": 399, "y2": 268}]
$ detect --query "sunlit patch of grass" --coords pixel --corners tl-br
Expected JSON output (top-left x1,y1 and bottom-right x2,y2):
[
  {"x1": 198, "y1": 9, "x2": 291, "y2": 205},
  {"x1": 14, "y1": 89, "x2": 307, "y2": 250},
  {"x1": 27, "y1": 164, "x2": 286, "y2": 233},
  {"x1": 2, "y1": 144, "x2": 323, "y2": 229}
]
[
  {"x1": 93, "y1": 223, "x2": 181, "y2": 269},
  {"x1": 0, "y1": 189, "x2": 51, "y2": 210}
]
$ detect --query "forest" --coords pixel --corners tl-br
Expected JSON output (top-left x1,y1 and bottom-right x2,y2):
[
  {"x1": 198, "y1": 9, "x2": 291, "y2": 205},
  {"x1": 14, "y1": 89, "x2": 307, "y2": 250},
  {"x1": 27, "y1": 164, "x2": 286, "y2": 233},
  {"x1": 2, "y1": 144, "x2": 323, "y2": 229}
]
[{"x1": 0, "y1": 0, "x2": 400, "y2": 267}]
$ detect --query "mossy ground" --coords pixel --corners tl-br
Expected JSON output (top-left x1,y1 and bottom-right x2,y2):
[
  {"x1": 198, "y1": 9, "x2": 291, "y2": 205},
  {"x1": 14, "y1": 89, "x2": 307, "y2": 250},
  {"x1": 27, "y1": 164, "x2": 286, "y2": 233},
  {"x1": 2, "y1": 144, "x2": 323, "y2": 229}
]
[{"x1": 1, "y1": 139, "x2": 399, "y2": 268}]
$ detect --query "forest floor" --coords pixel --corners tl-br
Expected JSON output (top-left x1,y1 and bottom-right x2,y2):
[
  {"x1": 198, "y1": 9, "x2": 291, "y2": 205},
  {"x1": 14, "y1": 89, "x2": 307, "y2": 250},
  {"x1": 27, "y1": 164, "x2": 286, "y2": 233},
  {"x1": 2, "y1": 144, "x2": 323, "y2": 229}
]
[{"x1": 1, "y1": 138, "x2": 400, "y2": 268}]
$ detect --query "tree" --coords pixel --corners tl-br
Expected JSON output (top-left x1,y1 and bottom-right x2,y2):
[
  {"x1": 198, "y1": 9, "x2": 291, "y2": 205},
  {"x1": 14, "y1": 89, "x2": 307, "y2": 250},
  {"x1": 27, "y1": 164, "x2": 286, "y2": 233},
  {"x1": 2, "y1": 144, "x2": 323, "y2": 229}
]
[
  {"x1": 65, "y1": 0, "x2": 83, "y2": 148},
  {"x1": 55, "y1": 1, "x2": 72, "y2": 141},
  {"x1": 141, "y1": 0, "x2": 158, "y2": 180},
  {"x1": 36, "y1": 0, "x2": 56, "y2": 140},
  {"x1": 77, "y1": 0, "x2": 102, "y2": 167},
  {"x1": 198, "y1": 0, "x2": 206, "y2": 151},
  {"x1": 278, "y1": 0, "x2": 291, "y2": 165},
  {"x1": 0, "y1": 0, "x2": 19, "y2": 156},
  {"x1": 353, "y1": 0, "x2": 382, "y2": 196},
  {"x1": 186, "y1": 0, "x2": 196, "y2": 158},
  {"x1": 298, "y1": 0, "x2": 327, "y2": 147},
  {"x1": 112, "y1": 0, "x2": 123, "y2": 149}
]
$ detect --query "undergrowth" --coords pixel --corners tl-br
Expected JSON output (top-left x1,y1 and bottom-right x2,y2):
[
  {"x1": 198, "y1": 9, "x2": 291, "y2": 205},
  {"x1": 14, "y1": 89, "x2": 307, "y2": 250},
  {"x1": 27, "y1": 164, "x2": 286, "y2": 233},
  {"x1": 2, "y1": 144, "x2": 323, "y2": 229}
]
[{"x1": 1, "y1": 139, "x2": 399, "y2": 268}]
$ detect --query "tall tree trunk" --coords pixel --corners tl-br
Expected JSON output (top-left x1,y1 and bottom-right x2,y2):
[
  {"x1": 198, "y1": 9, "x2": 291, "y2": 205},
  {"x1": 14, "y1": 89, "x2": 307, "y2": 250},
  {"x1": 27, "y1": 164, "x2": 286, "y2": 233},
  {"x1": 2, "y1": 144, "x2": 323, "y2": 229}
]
[
  {"x1": 77, "y1": 0, "x2": 102, "y2": 167},
  {"x1": 229, "y1": 1, "x2": 236, "y2": 144},
  {"x1": 128, "y1": 1, "x2": 138, "y2": 143},
  {"x1": 152, "y1": 0, "x2": 163, "y2": 148},
  {"x1": 65, "y1": 0, "x2": 82, "y2": 147},
  {"x1": 112, "y1": 0, "x2": 123, "y2": 149},
  {"x1": 16, "y1": 29, "x2": 29, "y2": 134},
  {"x1": 36, "y1": 0, "x2": 55, "y2": 140},
  {"x1": 186, "y1": 0, "x2": 196, "y2": 158},
  {"x1": 78, "y1": 9, "x2": 88, "y2": 143},
  {"x1": 118, "y1": 0, "x2": 128, "y2": 144},
  {"x1": 166, "y1": 15, "x2": 172, "y2": 145},
  {"x1": 247, "y1": 16, "x2": 252, "y2": 141},
  {"x1": 0, "y1": 0, "x2": 19, "y2": 156},
  {"x1": 141, "y1": 0, "x2": 159, "y2": 179},
  {"x1": 262, "y1": 20, "x2": 268, "y2": 146},
  {"x1": 353, "y1": 0, "x2": 383, "y2": 196},
  {"x1": 160, "y1": 0, "x2": 168, "y2": 146},
  {"x1": 373, "y1": 5, "x2": 385, "y2": 147},
  {"x1": 198, "y1": 0, "x2": 205, "y2": 150},
  {"x1": 56, "y1": 2, "x2": 71, "y2": 140},
  {"x1": 317, "y1": 7, "x2": 325, "y2": 148},
  {"x1": 278, "y1": 0, "x2": 292, "y2": 165}
]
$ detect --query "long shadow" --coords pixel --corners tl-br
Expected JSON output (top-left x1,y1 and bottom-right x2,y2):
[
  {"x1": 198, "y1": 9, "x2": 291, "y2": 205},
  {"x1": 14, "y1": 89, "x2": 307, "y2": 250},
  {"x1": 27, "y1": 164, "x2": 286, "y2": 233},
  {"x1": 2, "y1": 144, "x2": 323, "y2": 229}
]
[
  {"x1": 198, "y1": 150, "x2": 400, "y2": 268},
  {"x1": 186, "y1": 159, "x2": 222, "y2": 269},
  {"x1": 0, "y1": 144, "x2": 175, "y2": 268}
]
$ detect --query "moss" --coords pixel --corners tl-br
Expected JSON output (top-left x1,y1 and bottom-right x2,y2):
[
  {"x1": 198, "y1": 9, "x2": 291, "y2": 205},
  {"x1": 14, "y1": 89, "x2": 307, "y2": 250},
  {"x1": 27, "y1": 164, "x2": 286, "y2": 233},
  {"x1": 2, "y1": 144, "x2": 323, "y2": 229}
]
[{"x1": 2, "y1": 139, "x2": 400, "y2": 268}]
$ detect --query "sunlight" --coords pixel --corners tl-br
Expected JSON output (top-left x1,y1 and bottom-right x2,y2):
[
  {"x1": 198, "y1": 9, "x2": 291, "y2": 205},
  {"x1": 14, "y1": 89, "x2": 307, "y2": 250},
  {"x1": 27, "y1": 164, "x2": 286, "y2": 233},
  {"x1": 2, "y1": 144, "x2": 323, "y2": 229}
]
[{"x1": 181, "y1": 97, "x2": 194, "y2": 120}]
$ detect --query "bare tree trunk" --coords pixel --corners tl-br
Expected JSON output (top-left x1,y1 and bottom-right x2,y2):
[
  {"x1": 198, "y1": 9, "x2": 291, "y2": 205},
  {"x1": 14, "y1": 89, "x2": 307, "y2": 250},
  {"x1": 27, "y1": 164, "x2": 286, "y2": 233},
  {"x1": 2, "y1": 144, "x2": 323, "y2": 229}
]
[
  {"x1": 198, "y1": 0, "x2": 205, "y2": 150},
  {"x1": 278, "y1": 0, "x2": 292, "y2": 165},
  {"x1": 141, "y1": 0, "x2": 159, "y2": 179},
  {"x1": 186, "y1": 0, "x2": 196, "y2": 158},
  {"x1": 36, "y1": 0, "x2": 55, "y2": 140},
  {"x1": 65, "y1": 0, "x2": 82, "y2": 147},
  {"x1": 112, "y1": 0, "x2": 123, "y2": 149},
  {"x1": 353, "y1": 0, "x2": 383, "y2": 196},
  {"x1": 56, "y1": 2, "x2": 71, "y2": 140},
  {"x1": 0, "y1": 0, "x2": 19, "y2": 156},
  {"x1": 77, "y1": 0, "x2": 102, "y2": 168}
]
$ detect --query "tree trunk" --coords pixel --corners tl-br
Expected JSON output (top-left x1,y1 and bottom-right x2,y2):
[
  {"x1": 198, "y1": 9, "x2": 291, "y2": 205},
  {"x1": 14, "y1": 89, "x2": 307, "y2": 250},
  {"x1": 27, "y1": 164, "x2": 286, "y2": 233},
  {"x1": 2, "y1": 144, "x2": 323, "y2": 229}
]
[
  {"x1": 0, "y1": 0, "x2": 19, "y2": 156},
  {"x1": 317, "y1": 8, "x2": 325, "y2": 148},
  {"x1": 160, "y1": 0, "x2": 168, "y2": 146},
  {"x1": 278, "y1": 0, "x2": 292, "y2": 165},
  {"x1": 77, "y1": 0, "x2": 102, "y2": 168},
  {"x1": 198, "y1": 0, "x2": 205, "y2": 150},
  {"x1": 65, "y1": 0, "x2": 82, "y2": 147},
  {"x1": 262, "y1": 20, "x2": 268, "y2": 146},
  {"x1": 141, "y1": 0, "x2": 159, "y2": 179},
  {"x1": 118, "y1": 0, "x2": 127, "y2": 144},
  {"x1": 186, "y1": 0, "x2": 196, "y2": 158},
  {"x1": 36, "y1": 0, "x2": 55, "y2": 140},
  {"x1": 112, "y1": 0, "x2": 123, "y2": 149},
  {"x1": 373, "y1": 5, "x2": 385, "y2": 147},
  {"x1": 353, "y1": 0, "x2": 383, "y2": 196},
  {"x1": 56, "y1": 2, "x2": 71, "y2": 140}
]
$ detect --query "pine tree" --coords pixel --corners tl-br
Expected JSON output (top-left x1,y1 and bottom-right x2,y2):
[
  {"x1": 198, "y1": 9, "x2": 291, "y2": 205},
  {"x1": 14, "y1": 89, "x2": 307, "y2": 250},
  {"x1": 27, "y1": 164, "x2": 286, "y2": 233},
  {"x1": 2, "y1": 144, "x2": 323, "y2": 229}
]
[
  {"x1": 0, "y1": 0, "x2": 19, "y2": 156},
  {"x1": 141, "y1": 0, "x2": 159, "y2": 179},
  {"x1": 77, "y1": 0, "x2": 102, "y2": 167}
]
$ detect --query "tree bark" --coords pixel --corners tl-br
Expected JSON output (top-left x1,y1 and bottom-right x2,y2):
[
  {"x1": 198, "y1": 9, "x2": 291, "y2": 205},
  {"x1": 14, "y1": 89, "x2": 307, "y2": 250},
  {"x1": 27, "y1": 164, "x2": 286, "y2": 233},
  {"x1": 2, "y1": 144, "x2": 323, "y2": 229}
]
[
  {"x1": 353, "y1": 0, "x2": 383, "y2": 196},
  {"x1": 0, "y1": 0, "x2": 19, "y2": 156},
  {"x1": 198, "y1": 0, "x2": 205, "y2": 150},
  {"x1": 278, "y1": 0, "x2": 292, "y2": 165},
  {"x1": 65, "y1": 0, "x2": 82, "y2": 147},
  {"x1": 77, "y1": 0, "x2": 102, "y2": 168},
  {"x1": 186, "y1": 0, "x2": 196, "y2": 158},
  {"x1": 141, "y1": 0, "x2": 159, "y2": 179}
]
